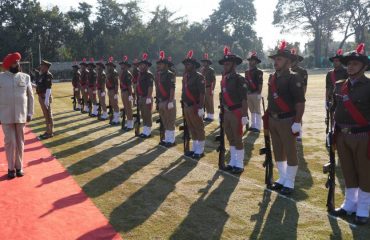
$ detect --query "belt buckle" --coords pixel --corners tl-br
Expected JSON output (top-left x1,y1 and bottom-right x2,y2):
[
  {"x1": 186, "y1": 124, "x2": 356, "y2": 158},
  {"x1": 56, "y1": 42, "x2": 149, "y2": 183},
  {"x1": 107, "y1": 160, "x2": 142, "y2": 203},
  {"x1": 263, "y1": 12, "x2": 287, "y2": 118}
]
[
  {"x1": 272, "y1": 113, "x2": 278, "y2": 119},
  {"x1": 273, "y1": 93, "x2": 278, "y2": 99},
  {"x1": 342, "y1": 128, "x2": 351, "y2": 134}
]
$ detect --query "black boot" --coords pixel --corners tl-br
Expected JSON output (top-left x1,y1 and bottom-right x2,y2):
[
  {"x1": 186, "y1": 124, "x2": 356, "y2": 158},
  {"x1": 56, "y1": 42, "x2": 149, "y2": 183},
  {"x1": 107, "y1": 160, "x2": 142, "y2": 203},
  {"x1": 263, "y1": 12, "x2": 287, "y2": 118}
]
[
  {"x1": 270, "y1": 182, "x2": 284, "y2": 191},
  {"x1": 7, "y1": 170, "x2": 16, "y2": 179},
  {"x1": 280, "y1": 186, "x2": 294, "y2": 195},
  {"x1": 354, "y1": 216, "x2": 369, "y2": 225},
  {"x1": 16, "y1": 169, "x2": 24, "y2": 177}
]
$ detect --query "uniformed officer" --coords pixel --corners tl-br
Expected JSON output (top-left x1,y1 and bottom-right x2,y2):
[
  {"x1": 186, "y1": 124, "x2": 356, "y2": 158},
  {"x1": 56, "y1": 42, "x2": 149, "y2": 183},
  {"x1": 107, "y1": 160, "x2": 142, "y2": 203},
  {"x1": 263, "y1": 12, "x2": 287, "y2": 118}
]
[
  {"x1": 266, "y1": 41, "x2": 306, "y2": 195},
  {"x1": 168, "y1": 56, "x2": 177, "y2": 75},
  {"x1": 331, "y1": 43, "x2": 370, "y2": 225},
  {"x1": 96, "y1": 59, "x2": 109, "y2": 120},
  {"x1": 136, "y1": 53, "x2": 154, "y2": 138},
  {"x1": 105, "y1": 57, "x2": 120, "y2": 125},
  {"x1": 200, "y1": 53, "x2": 216, "y2": 122},
  {"x1": 156, "y1": 51, "x2": 177, "y2": 147},
  {"x1": 181, "y1": 50, "x2": 206, "y2": 159},
  {"x1": 219, "y1": 47, "x2": 249, "y2": 174},
  {"x1": 79, "y1": 58, "x2": 90, "y2": 113},
  {"x1": 72, "y1": 62, "x2": 81, "y2": 111},
  {"x1": 326, "y1": 49, "x2": 348, "y2": 108},
  {"x1": 119, "y1": 56, "x2": 134, "y2": 130},
  {"x1": 291, "y1": 49, "x2": 308, "y2": 142},
  {"x1": 87, "y1": 58, "x2": 98, "y2": 117},
  {"x1": 132, "y1": 59, "x2": 139, "y2": 106},
  {"x1": 36, "y1": 60, "x2": 54, "y2": 139},
  {"x1": 245, "y1": 51, "x2": 263, "y2": 133}
]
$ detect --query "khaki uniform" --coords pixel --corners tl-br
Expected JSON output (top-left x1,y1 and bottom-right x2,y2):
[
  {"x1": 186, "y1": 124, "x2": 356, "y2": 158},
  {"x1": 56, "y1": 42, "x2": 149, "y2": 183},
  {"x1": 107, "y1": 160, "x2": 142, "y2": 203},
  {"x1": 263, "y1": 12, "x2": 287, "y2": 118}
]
[
  {"x1": 245, "y1": 67, "x2": 263, "y2": 130},
  {"x1": 182, "y1": 71, "x2": 205, "y2": 141},
  {"x1": 0, "y1": 72, "x2": 34, "y2": 170},
  {"x1": 36, "y1": 71, "x2": 54, "y2": 135},
  {"x1": 97, "y1": 70, "x2": 107, "y2": 115},
  {"x1": 201, "y1": 67, "x2": 216, "y2": 117},
  {"x1": 137, "y1": 71, "x2": 154, "y2": 128},
  {"x1": 156, "y1": 70, "x2": 177, "y2": 143},
  {"x1": 72, "y1": 70, "x2": 81, "y2": 105},
  {"x1": 291, "y1": 65, "x2": 308, "y2": 93},
  {"x1": 106, "y1": 69, "x2": 120, "y2": 123},
  {"x1": 88, "y1": 69, "x2": 97, "y2": 105},
  {"x1": 80, "y1": 69, "x2": 89, "y2": 110},
  {"x1": 325, "y1": 67, "x2": 348, "y2": 102},
  {"x1": 222, "y1": 72, "x2": 248, "y2": 149},
  {"x1": 267, "y1": 70, "x2": 305, "y2": 188},
  {"x1": 120, "y1": 70, "x2": 134, "y2": 123}
]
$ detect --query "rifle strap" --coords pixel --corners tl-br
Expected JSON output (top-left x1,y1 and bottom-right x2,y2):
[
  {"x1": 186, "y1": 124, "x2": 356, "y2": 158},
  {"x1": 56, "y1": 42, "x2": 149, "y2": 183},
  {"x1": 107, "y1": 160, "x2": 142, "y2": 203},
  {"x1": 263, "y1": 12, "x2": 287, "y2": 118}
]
[{"x1": 246, "y1": 70, "x2": 257, "y2": 90}]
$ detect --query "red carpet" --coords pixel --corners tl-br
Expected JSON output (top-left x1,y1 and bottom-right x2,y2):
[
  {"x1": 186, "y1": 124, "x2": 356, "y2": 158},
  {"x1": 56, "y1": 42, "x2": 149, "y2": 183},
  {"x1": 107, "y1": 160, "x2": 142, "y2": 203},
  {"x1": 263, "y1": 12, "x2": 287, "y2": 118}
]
[{"x1": 0, "y1": 127, "x2": 122, "y2": 240}]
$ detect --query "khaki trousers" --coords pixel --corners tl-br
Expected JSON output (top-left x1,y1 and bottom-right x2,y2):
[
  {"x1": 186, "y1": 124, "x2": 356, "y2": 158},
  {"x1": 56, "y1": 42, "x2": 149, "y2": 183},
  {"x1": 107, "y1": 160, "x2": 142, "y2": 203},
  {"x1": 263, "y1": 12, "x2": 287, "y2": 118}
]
[
  {"x1": 269, "y1": 117, "x2": 298, "y2": 166},
  {"x1": 224, "y1": 109, "x2": 243, "y2": 149},
  {"x1": 205, "y1": 87, "x2": 214, "y2": 114},
  {"x1": 38, "y1": 95, "x2": 53, "y2": 134},
  {"x1": 81, "y1": 87, "x2": 89, "y2": 104},
  {"x1": 121, "y1": 91, "x2": 133, "y2": 120},
  {"x1": 138, "y1": 97, "x2": 153, "y2": 127},
  {"x1": 108, "y1": 90, "x2": 119, "y2": 113},
  {"x1": 73, "y1": 88, "x2": 81, "y2": 103},
  {"x1": 158, "y1": 100, "x2": 176, "y2": 131},
  {"x1": 247, "y1": 93, "x2": 261, "y2": 114},
  {"x1": 98, "y1": 90, "x2": 107, "y2": 113},
  {"x1": 88, "y1": 88, "x2": 97, "y2": 105},
  {"x1": 336, "y1": 133, "x2": 370, "y2": 192},
  {"x1": 2, "y1": 123, "x2": 25, "y2": 170},
  {"x1": 184, "y1": 105, "x2": 205, "y2": 141}
]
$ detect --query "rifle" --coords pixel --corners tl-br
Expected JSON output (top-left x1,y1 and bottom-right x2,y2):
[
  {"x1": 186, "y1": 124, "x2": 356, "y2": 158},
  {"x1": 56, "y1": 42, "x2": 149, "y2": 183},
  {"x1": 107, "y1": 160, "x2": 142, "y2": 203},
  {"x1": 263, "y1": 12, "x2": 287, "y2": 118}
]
[
  {"x1": 80, "y1": 98, "x2": 85, "y2": 113},
  {"x1": 133, "y1": 97, "x2": 141, "y2": 136},
  {"x1": 155, "y1": 97, "x2": 165, "y2": 142},
  {"x1": 215, "y1": 92, "x2": 226, "y2": 170},
  {"x1": 71, "y1": 96, "x2": 77, "y2": 111},
  {"x1": 323, "y1": 109, "x2": 336, "y2": 213},
  {"x1": 97, "y1": 103, "x2": 102, "y2": 119},
  {"x1": 121, "y1": 108, "x2": 126, "y2": 130},
  {"x1": 88, "y1": 100, "x2": 92, "y2": 116},
  {"x1": 325, "y1": 101, "x2": 330, "y2": 149},
  {"x1": 259, "y1": 98, "x2": 273, "y2": 188},
  {"x1": 179, "y1": 100, "x2": 190, "y2": 154},
  {"x1": 108, "y1": 105, "x2": 113, "y2": 124}
]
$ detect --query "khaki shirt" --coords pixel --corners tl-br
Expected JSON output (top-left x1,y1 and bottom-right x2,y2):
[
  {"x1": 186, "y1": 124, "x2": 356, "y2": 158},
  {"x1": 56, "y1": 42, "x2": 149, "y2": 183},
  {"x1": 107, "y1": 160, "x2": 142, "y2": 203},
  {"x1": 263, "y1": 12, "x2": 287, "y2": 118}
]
[
  {"x1": 222, "y1": 72, "x2": 248, "y2": 106},
  {"x1": 334, "y1": 76, "x2": 370, "y2": 125},
  {"x1": 0, "y1": 72, "x2": 34, "y2": 124},
  {"x1": 245, "y1": 67, "x2": 263, "y2": 93},
  {"x1": 155, "y1": 70, "x2": 175, "y2": 101},
  {"x1": 325, "y1": 67, "x2": 348, "y2": 100},
  {"x1": 291, "y1": 65, "x2": 308, "y2": 86},
  {"x1": 181, "y1": 71, "x2": 205, "y2": 105},
  {"x1": 201, "y1": 67, "x2": 216, "y2": 89}
]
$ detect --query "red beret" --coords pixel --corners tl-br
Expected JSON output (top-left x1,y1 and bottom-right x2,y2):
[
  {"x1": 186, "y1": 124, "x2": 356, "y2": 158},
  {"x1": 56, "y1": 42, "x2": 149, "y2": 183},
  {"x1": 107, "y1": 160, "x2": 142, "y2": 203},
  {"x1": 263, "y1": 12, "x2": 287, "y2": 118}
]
[{"x1": 2, "y1": 52, "x2": 22, "y2": 70}]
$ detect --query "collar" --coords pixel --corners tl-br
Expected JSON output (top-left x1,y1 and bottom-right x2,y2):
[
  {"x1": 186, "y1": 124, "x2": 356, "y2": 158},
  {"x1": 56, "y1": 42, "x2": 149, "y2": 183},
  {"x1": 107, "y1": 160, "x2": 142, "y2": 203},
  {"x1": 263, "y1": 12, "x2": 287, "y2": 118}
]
[{"x1": 276, "y1": 69, "x2": 290, "y2": 77}]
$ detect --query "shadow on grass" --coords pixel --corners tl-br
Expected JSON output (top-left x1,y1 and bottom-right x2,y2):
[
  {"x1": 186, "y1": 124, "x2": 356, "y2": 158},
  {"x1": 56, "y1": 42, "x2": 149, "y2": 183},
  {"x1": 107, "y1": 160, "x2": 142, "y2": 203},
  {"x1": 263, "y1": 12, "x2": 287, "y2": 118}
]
[
  {"x1": 296, "y1": 143, "x2": 314, "y2": 191},
  {"x1": 110, "y1": 156, "x2": 198, "y2": 233},
  {"x1": 250, "y1": 190, "x2": 272, "y2": 239},
  {"x1": 169, "y1": 171, "x2": 240, "y2": 240},
  {"x1": 244, "y1": 131, "x2": 260, "y2": 166}
]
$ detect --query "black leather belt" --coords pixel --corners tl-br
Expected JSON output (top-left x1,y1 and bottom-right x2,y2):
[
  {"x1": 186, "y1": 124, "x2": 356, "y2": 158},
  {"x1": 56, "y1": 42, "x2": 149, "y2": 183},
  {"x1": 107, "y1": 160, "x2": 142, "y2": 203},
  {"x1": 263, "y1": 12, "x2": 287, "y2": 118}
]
[
  {"x1": 224, "y1": 103, "x2": 242, "y2": 111},
  {"x1": 336, "y1": 125, "x2": 370, "y2": 134},
  {"x1": 269, "y1": 111, "x2": 296, "y2": 119}
]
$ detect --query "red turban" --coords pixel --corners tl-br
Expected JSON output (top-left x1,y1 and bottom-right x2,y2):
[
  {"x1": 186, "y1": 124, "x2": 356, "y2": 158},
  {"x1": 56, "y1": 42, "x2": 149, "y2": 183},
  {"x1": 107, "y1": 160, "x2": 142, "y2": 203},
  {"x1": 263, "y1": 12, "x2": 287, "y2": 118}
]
[{"x1": 2, "y1": 52, "x2": 22, "y2": 70}]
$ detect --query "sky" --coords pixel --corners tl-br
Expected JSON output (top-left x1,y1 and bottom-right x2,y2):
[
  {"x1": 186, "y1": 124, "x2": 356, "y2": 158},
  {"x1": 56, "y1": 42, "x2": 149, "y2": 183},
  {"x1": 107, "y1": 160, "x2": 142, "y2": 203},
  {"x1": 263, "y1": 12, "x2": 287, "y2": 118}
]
[{"x1": 38, "y1": 0, "x2": 337, "y2": 50}]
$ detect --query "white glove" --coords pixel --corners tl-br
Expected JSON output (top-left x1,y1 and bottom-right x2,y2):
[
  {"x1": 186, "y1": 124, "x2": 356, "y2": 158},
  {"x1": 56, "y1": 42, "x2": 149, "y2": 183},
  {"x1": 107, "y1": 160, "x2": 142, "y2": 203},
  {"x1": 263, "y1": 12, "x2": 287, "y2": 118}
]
[
  {"x1": 114, "y1": 94, "x2": 118, "y2": 100},
  {"x1": 74, "y1": 88, "x2": 79, "y2": 91},
  {"x1": 242, "y1": 116, "x2": 249, "y2": 126},
  {"x1": 44, "y1": 98, "x2": 50, "y2": 109},
  {"x1": 101, "y1": 92, "x2": 106, "y2": 97},
  {"x1": 257, "y1": 94, "x2": 262, "y2": 100},
  {"x1": 168, "y1": 101, "x2": 174, "y2": 109},
  {"x1": 198, "y1": 108, "x2": 205, "y2": 118},
  {"x1": 93, "y1": 90, "x2": 97, "y2": 94},
  {"x1": 146, "y1": 98, "x2": 152, "y2": 104},
  {"x1": 84, "y1": 88, "x2": 88, "y2": 93},
  {"x1": 291, "y1": 122, "x2": 302, "y2": 134},
  {"x1": 129, "y1": 95, "x2": 134, "y2": 102}
]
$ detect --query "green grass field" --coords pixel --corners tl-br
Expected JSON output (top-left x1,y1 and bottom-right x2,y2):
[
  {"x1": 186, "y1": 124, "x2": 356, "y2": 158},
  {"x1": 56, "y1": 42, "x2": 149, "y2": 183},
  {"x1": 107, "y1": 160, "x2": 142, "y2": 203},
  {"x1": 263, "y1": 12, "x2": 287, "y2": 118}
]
[{"x1": 29, "y1": 72, "x2": 370, "y2": 239}]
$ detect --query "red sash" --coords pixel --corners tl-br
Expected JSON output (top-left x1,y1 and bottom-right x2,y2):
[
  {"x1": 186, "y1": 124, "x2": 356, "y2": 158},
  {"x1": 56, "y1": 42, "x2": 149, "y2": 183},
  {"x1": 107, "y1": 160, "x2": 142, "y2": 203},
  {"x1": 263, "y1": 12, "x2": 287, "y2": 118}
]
[
  {"x1": 221, "y1": 74, "x2": 243, "y2": 135},
  {"x1": 246, "y1": 70, "x2": 257, "y2": 90},
  {"x1": 330, "y1": 71, "x2": 337, "y2": 86},
  {"x1": 137, "y1": 73, "x2": 144, "y2": 96},
  {"x1": 120, "y1": 72, "x2": 127, "y2": 90},
  {"x1": 156, "y1": 73, "x2": 168, "y2": 98},
  {"x1": 341, "y1": 80, "x2": 370, "y2": 159},
  {"x1": 269, "y1": 74, "x2": 291, "y2": 112}
]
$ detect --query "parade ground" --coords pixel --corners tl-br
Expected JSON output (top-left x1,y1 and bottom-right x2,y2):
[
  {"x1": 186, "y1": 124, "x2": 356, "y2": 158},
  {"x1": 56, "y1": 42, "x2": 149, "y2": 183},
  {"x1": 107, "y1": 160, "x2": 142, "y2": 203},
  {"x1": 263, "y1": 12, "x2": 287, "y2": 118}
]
[{"x1": 1, "y1": 72, "x2": 370, "y2": 239}]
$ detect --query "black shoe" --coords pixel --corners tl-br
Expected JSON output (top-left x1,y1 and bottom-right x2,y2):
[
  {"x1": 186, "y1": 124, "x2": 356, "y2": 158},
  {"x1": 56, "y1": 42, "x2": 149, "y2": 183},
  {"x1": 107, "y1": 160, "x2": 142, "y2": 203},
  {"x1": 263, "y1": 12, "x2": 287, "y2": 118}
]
[
  {"x1": 124, "y1": 127, "x2": 133, "y2": 131},
  {"x1": 354, "y1": 216, "x2": 369, "y2": 225},
  {"x1": 165, "y1": 142, "x2": 176, "y2": 148},
  {"x1": 192, "y1": 153, "x2": 205, "y2": 160},
  {"x1": 224, "y1": 165, "x2": 233, "y2": 171},
  {"x1": 231, "y1": 167, "x2": 244, "y2": 174},
  {"x1": 39, "y1": 133, "x2": 54, "y2": 140},
  {"x1": 271, "y1": 182, "x2": 284, "y2": 191},
  {"x1": 185, "y1": 151, "x2": 194, "y2": 157},
  {"x1": 139, "y1": 133, "x2": 151, "y2": 139},
  {"x1": 7, "y1": 170, "x2": 16, "y2": 179},
  {"x1": 280, "y1": 187, "x2": 294, "y2": 195},
  {"x1": 159, "y1": 141, "x2": 166, "y2": 146},
  {"x1": 16, "y1": 169, "x2": 24, "y2": 177},
  {"x1": 203, "y1": 118, "x2": 213, "y2": 122},
  {"x1": 250, "y1": 128, "x2": 261, "y2": 133},
  {"x1": 331, "y1": 208, "x2": 351, "y2": 217}
]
